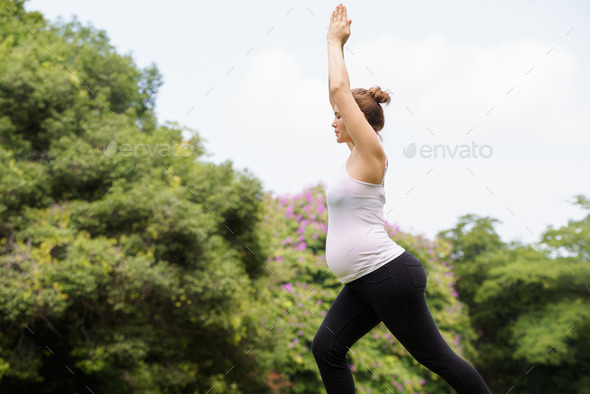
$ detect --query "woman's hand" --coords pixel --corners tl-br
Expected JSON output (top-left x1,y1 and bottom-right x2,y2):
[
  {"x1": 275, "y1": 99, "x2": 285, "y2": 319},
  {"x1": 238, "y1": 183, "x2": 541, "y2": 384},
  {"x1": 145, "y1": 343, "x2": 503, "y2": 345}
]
[{"x1": 328, "y1": 4, "x2": 352, "y2": 47}]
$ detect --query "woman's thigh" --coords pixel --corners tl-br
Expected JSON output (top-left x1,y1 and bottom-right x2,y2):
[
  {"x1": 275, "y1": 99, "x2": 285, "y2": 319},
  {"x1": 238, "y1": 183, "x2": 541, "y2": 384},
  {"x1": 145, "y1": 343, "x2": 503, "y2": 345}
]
[
  {"x1": 313, "y1": 285, "x2": 382, "y2": 354},
  {"x1": 351, "y1": 253, "x2": 452, "y2": 360}
]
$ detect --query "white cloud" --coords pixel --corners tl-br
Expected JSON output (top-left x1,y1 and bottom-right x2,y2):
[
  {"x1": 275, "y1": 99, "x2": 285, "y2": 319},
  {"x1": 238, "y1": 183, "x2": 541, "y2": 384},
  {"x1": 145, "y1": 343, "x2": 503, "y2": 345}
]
[
  {"x1": 219, "y1": 48, "x2": 325, "y2": 136},
  {"x1": 352, "y1": 34, "x2": 583, "y2": 143},
  {"x1": 214, "y1": 48, "x2": 342, "y2": 195}
]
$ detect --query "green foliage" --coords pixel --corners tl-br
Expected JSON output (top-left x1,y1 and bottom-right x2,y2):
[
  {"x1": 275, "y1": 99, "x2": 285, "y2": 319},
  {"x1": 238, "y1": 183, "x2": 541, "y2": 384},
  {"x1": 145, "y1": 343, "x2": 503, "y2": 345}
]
[
  {"x1": 0, "y1": 1, "x2": 269, "y2": 392},
  {"x1": 542, "y1": 194, "x2": 590, "y2": 261},
  {"x1": 438, "y1": 198, "x2": 590, "y2": 393},
  {"x1": 437, "y1": 214, "x2": 505, "y2": 309}
]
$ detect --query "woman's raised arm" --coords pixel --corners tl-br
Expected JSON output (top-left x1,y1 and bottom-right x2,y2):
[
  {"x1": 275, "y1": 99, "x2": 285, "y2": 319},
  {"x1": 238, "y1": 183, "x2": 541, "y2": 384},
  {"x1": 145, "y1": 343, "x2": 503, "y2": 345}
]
[{"x1": 327, "y1": 4, "x2": 383, "y2": 158}]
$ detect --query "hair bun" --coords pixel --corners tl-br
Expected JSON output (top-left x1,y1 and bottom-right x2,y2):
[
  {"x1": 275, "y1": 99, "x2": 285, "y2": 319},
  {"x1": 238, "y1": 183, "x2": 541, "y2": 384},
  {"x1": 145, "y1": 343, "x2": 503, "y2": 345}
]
[{"x1": 369, "y1": 86, "x2": 391, "y2": 105}]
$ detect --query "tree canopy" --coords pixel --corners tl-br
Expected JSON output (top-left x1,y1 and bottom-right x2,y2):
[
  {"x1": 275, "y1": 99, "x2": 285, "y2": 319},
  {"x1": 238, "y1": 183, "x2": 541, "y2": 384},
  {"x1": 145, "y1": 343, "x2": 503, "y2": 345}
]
[{"x1": 1, "y1": 1, "x2": 268, "y2": 392}]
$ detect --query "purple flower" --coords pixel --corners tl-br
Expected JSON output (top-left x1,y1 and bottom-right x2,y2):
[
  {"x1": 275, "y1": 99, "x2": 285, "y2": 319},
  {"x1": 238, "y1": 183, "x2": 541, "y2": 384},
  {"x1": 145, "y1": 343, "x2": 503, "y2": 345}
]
[
  {"x1": 452, "y1": 290, "x2": 458, "y2": 297},
  {"x1": 295, "y1": 242, "x2": 307, "y2": 251},
  {"x1": 283, "y1": 283, "x2": 293, "y2": 293},
  {"x1": 293, "y1": 338, "x2": 299, "y2": 344},
  {"x1": 420, "y1": 379, "x2": 426, "y2": 385},
  {"x1": 298, "y1": 330, "x2": 304, "y2": 336},
  {"x1": 282, "y1": 237, "x2": 292, "y2": 245},
  {"x1": 285, "y1": 205, "x2": 294, "y2": 219},
  {"x1": 275, "y1": 256, "x2": 283, "y2": 263},
  {"x1": 297, "y1": 221, "x2": 309, "y2": 234}
]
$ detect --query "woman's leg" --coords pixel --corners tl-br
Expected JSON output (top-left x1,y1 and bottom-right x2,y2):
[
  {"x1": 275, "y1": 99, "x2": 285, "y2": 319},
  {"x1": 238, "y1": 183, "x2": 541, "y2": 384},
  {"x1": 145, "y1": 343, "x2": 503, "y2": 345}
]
[
  {"x1": 355, "y1": 252, "x2": 492, "y2": 393},
  {"x1": 312, "y1": 284, "x2": 381, "y2": 393}
]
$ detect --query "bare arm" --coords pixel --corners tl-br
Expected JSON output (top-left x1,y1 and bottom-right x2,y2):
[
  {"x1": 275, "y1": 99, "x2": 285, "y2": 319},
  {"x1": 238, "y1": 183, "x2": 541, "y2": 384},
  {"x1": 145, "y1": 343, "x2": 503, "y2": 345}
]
[
  {"x1": 328, "y1": 43, "x2": 349, "y2": 93},
  {"x1": 328, "y1": 46, "x2": 340, "y2": 109},
  {"x1": 327, "y1": 5, "x2": 383, "y2": 157},
  {"x1": 329, "y1": 89, "x2": 335, "y2": 110},
  {"x1": 327, "y1": 6, "x2": 350, "y2": 94}
]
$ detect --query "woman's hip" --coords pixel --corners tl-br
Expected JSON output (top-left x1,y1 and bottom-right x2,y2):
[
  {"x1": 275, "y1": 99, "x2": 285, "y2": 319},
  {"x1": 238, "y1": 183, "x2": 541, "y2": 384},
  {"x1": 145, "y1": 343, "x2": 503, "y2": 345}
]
[{"x1": 344, "y1": 251, "x2": 428, "y2": 300}]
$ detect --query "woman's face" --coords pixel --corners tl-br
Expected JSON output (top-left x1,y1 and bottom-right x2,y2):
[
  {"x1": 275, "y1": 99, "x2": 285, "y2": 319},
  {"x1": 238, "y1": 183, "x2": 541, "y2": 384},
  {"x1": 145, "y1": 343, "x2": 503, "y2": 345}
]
[{"x1": 332, "y1": 105, "x2": 353, "y2": 145}]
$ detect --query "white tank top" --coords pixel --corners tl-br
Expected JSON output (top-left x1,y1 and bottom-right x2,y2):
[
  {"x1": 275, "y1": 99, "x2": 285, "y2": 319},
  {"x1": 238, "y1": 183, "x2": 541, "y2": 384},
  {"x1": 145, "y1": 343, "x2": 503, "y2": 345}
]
[{"x1": 325, "y1": 155, "x2": 405, "y2": 284}]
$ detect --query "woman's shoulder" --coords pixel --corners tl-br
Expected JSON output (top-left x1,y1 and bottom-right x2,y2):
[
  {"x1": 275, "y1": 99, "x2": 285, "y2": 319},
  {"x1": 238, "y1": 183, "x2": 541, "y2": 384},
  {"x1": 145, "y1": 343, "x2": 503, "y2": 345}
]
[{"x1": 347, "y1": 147, "x2": 388, "y2": 185}]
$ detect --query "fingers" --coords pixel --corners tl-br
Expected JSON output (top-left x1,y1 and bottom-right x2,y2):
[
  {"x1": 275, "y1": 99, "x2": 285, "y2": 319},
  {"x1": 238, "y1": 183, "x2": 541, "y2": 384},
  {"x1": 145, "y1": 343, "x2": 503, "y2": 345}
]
[
  {"x1": 336, "y1": 4, "x2": 348, "y2": 23},
  {"x1": 330, "y1": 4, "x2": 349, "y2": 26}
]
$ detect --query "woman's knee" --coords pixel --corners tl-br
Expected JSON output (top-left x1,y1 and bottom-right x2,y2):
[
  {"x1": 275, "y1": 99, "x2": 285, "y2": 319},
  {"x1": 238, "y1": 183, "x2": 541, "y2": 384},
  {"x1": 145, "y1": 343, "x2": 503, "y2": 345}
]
[
  {"x1": 311, "y1": 329, "x2": 327, "y2": 360},
  {"x1": 312, "y1": 328, "x2": 350, "y2": 366}
]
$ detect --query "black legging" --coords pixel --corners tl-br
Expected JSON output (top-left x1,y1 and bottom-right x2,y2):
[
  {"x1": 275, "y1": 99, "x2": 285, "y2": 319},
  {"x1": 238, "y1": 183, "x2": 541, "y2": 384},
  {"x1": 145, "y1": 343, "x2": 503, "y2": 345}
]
[{"x1": 312, "y1": 251, "x2": 491, "y2": 393}]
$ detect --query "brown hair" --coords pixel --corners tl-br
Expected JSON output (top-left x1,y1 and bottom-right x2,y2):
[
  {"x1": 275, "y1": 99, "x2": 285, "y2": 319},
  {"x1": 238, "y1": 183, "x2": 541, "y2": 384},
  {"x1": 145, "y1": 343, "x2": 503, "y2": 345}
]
[{"x1": 351, "y1": 86, "x2": 391, "y2": 141}]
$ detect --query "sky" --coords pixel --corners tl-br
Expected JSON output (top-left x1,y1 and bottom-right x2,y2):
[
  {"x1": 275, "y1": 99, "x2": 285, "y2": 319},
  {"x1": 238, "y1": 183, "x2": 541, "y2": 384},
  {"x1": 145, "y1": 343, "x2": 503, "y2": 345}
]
[{"x1": 26, "y1": 0, "x2": 590, "y2": 245}]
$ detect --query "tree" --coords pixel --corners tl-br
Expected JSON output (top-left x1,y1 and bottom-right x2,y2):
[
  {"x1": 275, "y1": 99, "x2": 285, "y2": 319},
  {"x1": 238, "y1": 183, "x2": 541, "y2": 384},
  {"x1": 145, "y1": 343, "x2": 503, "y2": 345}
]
[
  {"x1": 0, "y1": 1, "x2": 270, "y2": 392},
  {"x1": 437, "y1": 197, "x2": 590, "y2": 393},
  {"x1": 436, "y1": 214, "x2": 505, "y2": 309}
]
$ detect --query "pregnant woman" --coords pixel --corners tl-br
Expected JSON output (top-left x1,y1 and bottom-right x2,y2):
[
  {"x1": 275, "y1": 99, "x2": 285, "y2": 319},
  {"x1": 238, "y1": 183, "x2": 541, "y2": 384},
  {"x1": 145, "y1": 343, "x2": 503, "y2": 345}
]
[{"x1": 311, "y1": 4, "x2": 492, "y2": 393}]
